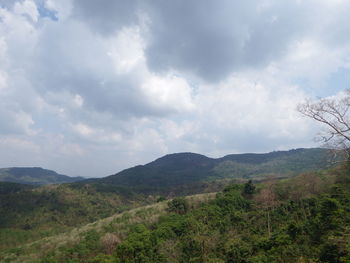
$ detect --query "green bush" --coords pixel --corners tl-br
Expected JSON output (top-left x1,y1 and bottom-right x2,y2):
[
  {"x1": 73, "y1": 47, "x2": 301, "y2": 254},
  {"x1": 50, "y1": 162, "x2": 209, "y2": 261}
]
[{"x1": 167, "y1": 197, "x2": 189, "y2": 215}]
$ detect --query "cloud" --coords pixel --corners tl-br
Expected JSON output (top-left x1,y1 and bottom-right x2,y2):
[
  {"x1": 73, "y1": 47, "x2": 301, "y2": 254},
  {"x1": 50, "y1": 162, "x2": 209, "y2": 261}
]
[
  {"x1": 0, "y1": 1, "x2": 18, "y2": 9},
  {"x1": 30, "y1": 17, "x2": 195, "y2": 120},
  {"x1": 0, "y1": 108, "x2": 34, "y2": 135},
  {"x1": 1, "y1": 0, "x2": 350, "y2": 177},
  {"x1": 143, "y1": 0, "x2": 308, "y2": 82},
  {"x1": 14, "y1": 0, "x2": 39, "y2": 22},
  {"x1": 71, "y1": 0, "x2": 138, "y2": 35},
  {"x1": 50, "y1": 0, "x2": 310, "y2": 82}
]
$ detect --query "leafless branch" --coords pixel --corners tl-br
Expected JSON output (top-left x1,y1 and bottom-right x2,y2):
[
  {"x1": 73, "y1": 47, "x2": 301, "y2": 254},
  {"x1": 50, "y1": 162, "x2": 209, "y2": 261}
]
[{"x1": 297, "y1": 90, "x2": 350, "y2": 161}]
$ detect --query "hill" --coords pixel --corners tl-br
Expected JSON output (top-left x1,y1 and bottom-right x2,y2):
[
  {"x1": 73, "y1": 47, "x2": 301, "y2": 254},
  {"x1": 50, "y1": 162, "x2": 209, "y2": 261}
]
[
  {"x1": 0, "y1": 192, "x2": 216, "y2": 263},
  {"x1": 3, "y1": 164, "x2": 350, "y2": 263},
  {"x1": 0, "y1": 147, "x2": 341, "y2": 258},
  {"x1": 0, "y1": 167, "x2": 84, "y2": 185},
  {"x1": 94, "y1": 148, "x2": 336, "y2": 194},
  {"x1": 0, "y1": 181, "x2": 155, "y2": 251}
]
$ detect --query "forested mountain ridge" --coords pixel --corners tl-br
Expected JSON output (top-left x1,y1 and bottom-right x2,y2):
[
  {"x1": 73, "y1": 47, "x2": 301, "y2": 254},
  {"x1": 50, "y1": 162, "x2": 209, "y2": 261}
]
[
  {"x1": 0, "y1": 148, "x2": 333, "y2": 187},
  {"x1": 0, "y1": 167, "x2": 84, "y2": 185},
  {"x1": 94, "y1": 148, "x2": 335, "y2": 193}
]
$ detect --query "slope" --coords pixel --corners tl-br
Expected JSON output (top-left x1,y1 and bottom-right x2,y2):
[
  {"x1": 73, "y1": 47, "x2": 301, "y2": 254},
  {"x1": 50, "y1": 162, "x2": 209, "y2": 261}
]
[
  {"x1": 0, "y1": 148, "x2": 338, "y2": 255},
  {"x1": 0, "y1": 167, "x2": 84, "y2": 185},
  {"x1": 0, "y1": 192, "x2": 216, "y2": 263},
  {"x1": 6, "y1": 164, "x2": 350, "y2": 263},
  {"x1": 0, "y1": 182, "x2": 153, "y2": 250},
  {"x1": 94, "y1": 148, "x2": 335, "y2": 194}
]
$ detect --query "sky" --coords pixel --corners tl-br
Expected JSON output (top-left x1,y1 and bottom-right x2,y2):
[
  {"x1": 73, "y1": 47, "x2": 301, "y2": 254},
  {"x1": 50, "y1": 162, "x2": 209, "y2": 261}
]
[{"x1": 1, "y1": 0, "x2": 350, "y2": 178}]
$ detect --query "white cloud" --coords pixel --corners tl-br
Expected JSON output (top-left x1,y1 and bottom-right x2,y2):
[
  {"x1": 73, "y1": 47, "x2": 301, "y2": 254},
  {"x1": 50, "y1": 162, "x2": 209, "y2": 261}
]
[
  {"x1": 14, "y1": 0, "x2": 39, "y2": 22},
  {"x1": 72, "y1": 122, "x2": 122, "y2": 144},
  {"x1": 141, "y1": 74, "x2": 195, "y2": 113},
  {"x1": 0, "y1": 70, "x2": 7, "y2": 90},
  {"x1": 107, "y1": 27, "x2": 145, "y2": 74},
  {"x1": 189, "y1": 73, "x2": 315, "y2": 154},
  {"x1": 0, "y1": 0, "x2": 349, "y2": 177},
  {"x1": 45, "y1": 0, "x2": 73, "y2": 20}
]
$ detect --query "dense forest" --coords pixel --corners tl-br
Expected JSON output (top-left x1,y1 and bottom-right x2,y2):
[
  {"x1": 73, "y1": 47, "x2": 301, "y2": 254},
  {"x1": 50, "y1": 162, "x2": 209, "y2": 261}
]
[{"x1": 87, "y1": 148, "x2": 336, "y2": 194}]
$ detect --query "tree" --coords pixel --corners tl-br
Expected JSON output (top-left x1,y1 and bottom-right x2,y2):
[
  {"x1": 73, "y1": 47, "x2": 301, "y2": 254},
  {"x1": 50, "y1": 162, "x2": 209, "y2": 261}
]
[
  {"x1": 167, "y1": 197, "x2": 189, "y2": 215},
  {"x1": 100, "y1": 233, "x2": 120, "y2": 254},
  {"x1": 243, "y1": 180, "x2": 256, "y2": 196},
  {"x1": 297, "y1": 90, "x2": 350, "y2": 160},
  {"x1": 255, "y1": 179, "x2": 278, "y2": 237}
]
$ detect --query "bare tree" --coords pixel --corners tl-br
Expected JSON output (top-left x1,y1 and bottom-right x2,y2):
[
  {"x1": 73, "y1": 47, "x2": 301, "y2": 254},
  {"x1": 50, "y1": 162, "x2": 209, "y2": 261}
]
[
  {"x1": 100, "y1": 233, "x2": 121, "y2": 254},
  {"x1": 297, "y1": 90, "x2": 350, "y2": 160},
  {"x1": 255, "y1": 178, "x2": 278, "y2": 237}
]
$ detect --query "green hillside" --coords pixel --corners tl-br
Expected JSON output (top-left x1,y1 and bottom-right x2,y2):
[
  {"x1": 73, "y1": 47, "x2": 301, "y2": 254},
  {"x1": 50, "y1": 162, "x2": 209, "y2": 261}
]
[
  {"x1": 0, "y1": 192, "x2": 216, "y2": 263},
  {"x1": 0, "y1": 148, "x2": 345, "y2": 262},
  {"x1": 3, "y1": 164, "x2": 350, "y2": 263},
  {"x1": 0, "y1": 167, "x2": 84, "y2": 185},
  {"x1": 0, "y1": 182, "x2": 153, "y2": 250},
  {"x1": 0, "y1": 148, "x2": 333, "y2": 248},
  {"x1": 95, "y1": 148, "x2": 336, "y2": 194}
]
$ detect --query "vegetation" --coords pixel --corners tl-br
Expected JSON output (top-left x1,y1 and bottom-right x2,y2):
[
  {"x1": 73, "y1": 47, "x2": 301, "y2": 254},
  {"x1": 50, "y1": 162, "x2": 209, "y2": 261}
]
[
  {"x1": 1, "y1": 148, "x2": 349, "y2": 262},
  {"x1": 0, "y1": 167, "x2": 84, "y2": 185},
  {"x1": 2, "y1": 164, "x2": 350, "y2": 262},
  {"x1": 95, "y1": 148, "x2": 337, "y2": 194},
  {"x1": 0, "y1": 182, "x2": 35, "y2": 194},
  {"x1": 298, "y1": 90, "x2": 350, "y2": 160},
  {"x1": 0, "y1": 193, "x2": 215, "y2": 262},
  {"x1": 0, "y1": 183, "x2": 154, "y2": 250}
]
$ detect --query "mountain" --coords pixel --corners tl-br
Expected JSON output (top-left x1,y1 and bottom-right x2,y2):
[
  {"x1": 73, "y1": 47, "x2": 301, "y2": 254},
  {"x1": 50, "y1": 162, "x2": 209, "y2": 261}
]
[
  {"x1": 0, "y1": 148, "x2": 333, "y2": 239},
  {"x1": 0, "y1": 148, "x2": 345, "y2": 261},
  {"x1": 94, "y1": 148, "x2": 336, "y2": 194},
  {"x1": 0, "y1": 167, "x2": 84, "y2": 185},
  {"x1": 4, "y1": 163, "x2": 350, "y2": 263},
  {"x1": 98, "y1": 152, "x2": 216, "y2": 189}
]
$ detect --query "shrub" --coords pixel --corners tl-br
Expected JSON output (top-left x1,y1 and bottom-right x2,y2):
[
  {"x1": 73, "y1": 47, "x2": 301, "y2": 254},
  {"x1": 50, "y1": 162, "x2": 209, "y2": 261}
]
[{"x1": 167, "y1": 197, "x2": 189, "y2": 215}]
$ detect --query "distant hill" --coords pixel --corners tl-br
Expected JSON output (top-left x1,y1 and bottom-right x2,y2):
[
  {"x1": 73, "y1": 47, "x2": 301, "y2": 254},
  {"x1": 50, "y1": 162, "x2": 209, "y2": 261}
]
[
  {"x1": 0, "y1": 167, "x2": 84, "y2": 185},
  {"x1": 94, "y1": 148, "x2": 337, "y2": 193}
]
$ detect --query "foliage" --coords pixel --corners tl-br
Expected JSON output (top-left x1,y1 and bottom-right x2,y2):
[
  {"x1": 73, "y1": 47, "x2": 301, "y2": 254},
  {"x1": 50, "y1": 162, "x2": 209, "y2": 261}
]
[
  {"x1": 95, "y1": 148, "x2": 335, "y2": 195},
  {"x1": 243, "y1": 180, "x2": 256, "y2": 195},
  {"x1": 0, "y1": 148, "x2": 336, "y2": 252},
  {"x1": 22, "y1": 164, "x2": 350, "y2": 263},
  {"x1": 167, "y1": 197, "x2": 189, "y2": 215},
  {"x1": 0, "y1": 183, "x2": 151, "y2": 251},
  {"x1": 0, "y1": 167, "x2": 83, "y2": 185}
]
